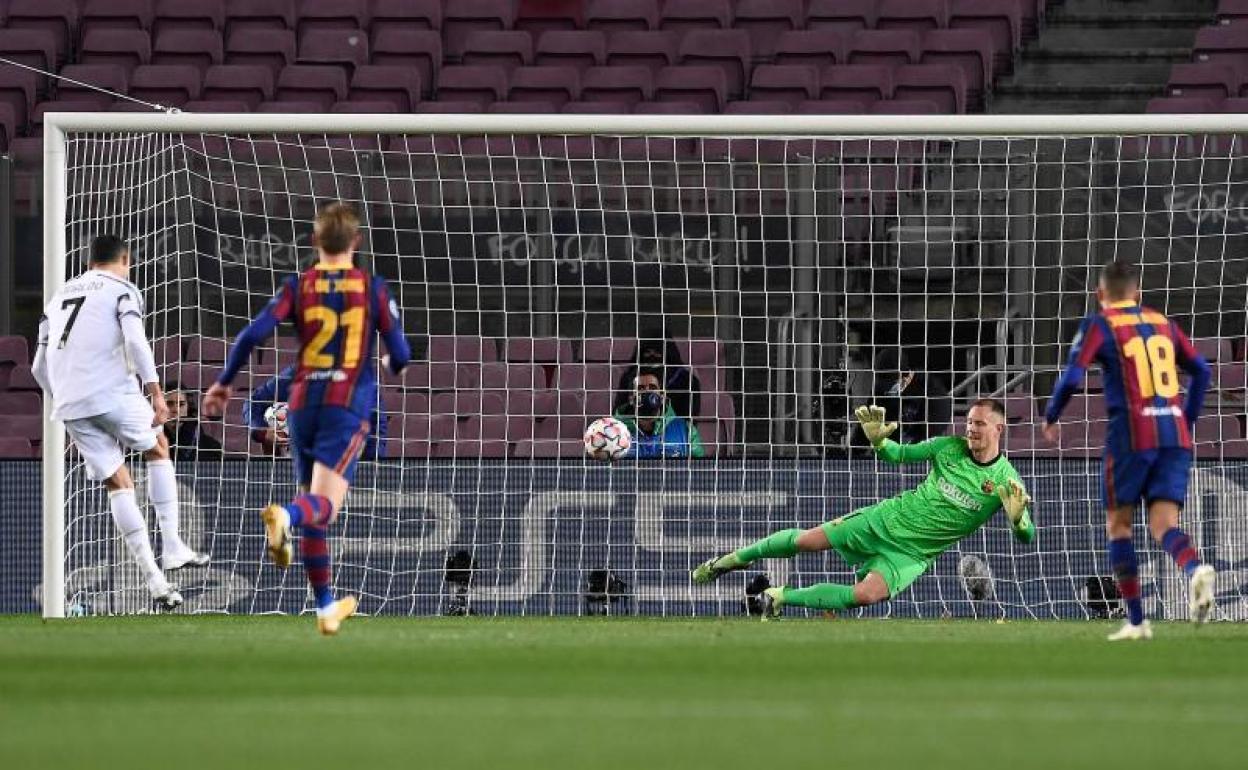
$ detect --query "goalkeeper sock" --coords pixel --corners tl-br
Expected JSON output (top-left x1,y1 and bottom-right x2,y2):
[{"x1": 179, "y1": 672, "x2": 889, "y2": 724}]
[
  {"x1": 781, "y1": 583, "x2": 858, "y2": 611},
  {"x1": 1160, "y1": 528, "x2": 1201, "y2": 577},
  {"x1": 285, "y1": 494, "x2": 334, "y2": 530},
  {"x1": 146, "y1": 460, "x2": 186, "y2": 554},
  {"x1": 108, "y1": 489, "x2": 162, "y2": 587},
  {"x1": 733, "y1": 528, "x2": 802, "y2": 565},
  {"x1": 299, "y1": 525, "x2": 334, "y2": 610},
  {"x1": 1108, "y1": 537, "x2": 1144, "y2": 626}
]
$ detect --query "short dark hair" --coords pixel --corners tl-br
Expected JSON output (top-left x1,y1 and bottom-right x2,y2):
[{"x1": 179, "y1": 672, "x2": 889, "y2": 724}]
[
  {"x1": 969, "y1": 398, "x2": 1005, "y2": 418},
  {"x1": 1100, "y1": 260, "x2": 1140, "y2": 299},
  {"x1": 90, "y1": 234, "x2": 129, "y2": 265},
  {"x1": 635, "y1": 366, "x2": 664, "y2": 386}
]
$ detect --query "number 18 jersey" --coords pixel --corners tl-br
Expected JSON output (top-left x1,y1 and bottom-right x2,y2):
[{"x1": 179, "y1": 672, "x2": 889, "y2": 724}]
[{"x1": 1066, "y1": 300, "x2": 1202, "y2": 453}]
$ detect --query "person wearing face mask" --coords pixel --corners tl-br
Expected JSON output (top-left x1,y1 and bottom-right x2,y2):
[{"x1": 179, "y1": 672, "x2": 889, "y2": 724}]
[
  {"x1": 613, "y1": 367, "x2": 705, "y2": 459},
  {"x1": 872, "y1": 348, "x2": 952, "y2": 444},
  {"x1": 163, "y1": 384, "x2": 223, "y2": 462},
  {"x1": 612, "y1": 333, "x2": 703, "y2": 420}
]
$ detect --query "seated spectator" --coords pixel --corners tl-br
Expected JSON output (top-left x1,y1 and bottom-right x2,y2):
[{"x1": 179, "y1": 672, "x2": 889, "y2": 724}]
[
  {"x1": 871, "y1": 348, "x2": 952, "y2": 443},
  {"x1": 613, "y1": 367, "x2": 705, "y2": 458},
  {"x1": 612, "y1": 331, "x2": 703, "y2": 419},
  {"x1": 163, "y1": 383, "x2": 223, "y2": 461},
  {"x1": 244, "y1": 364, "x2": 388, "y2": 459}
]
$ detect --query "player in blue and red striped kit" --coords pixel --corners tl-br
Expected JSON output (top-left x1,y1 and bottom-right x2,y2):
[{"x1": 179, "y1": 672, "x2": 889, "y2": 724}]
[
  {"x1": 203, "y1": 202, "x2": 411, "y2": 635},
  {"x1": 1044, "y1": 261, "x2": 1216, "y2": 640}
]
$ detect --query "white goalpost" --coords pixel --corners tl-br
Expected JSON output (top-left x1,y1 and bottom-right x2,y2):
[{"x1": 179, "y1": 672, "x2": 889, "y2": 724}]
[{"x1": 40, "y1": 112, "x2": 1248, "y2": 620}]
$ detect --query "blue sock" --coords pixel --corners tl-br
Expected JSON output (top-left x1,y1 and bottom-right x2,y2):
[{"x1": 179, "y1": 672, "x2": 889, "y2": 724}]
[
  {"x1": 1108, "y1": 537, "x2": 1144, "y2": 626},
  {"x1": 300, "y1": 526, "x2": 334, "y2": 610}
]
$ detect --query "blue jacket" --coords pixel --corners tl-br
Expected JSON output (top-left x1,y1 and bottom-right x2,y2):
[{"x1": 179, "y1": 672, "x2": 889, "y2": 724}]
[
  {"x1": 613, "y1": 403, "x2": 705, "y2": 459},
  {"x1": 245, "y1": 365, "x2": 388, "y2": 460}
]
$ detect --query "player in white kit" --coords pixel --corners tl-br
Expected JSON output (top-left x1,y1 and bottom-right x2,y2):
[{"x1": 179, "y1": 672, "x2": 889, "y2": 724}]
[{"x1": 32, "y1": 235, "x2": 209, "y2": 610}]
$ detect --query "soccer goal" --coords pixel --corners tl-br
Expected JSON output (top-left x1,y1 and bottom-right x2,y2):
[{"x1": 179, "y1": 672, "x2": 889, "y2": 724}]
[{"x1": 39, "y1": 111, "x2": 1248, "y2": 620}]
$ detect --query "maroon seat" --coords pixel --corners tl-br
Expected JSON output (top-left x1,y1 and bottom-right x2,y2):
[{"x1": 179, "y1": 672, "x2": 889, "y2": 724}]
[
  {"x1": 2, "y1": 363, "x2": 39, "y2": 393},
  {"x1": 436, "y1": 65, "x2": 509, "y2": 106},
  {"x1": 461, "y1": 30, "x2": 534, "y2": 71},
  {"x1": 509, "y1": 66, "x2": 580, "y2": 107},
  {"x1": 535, "y1": 31, "x2": 607, "y2": 72},
  {"x1": 391, "y1": 414, "x2": 454, "y2": 457},
  {"x1": 81, "y1": 28, "x2": 153, "y2": 72},
  {"x1": 297, "y1": 28, "x2": 369, "y2": 73},
  {"x1": 1194, "y1": 337, "x2": 1232, "y2": 362},
  {"x1": 428, "y1": 335, "x2": 498, "y2": 364},
  {"x1": 580, "y1": 338, "x2": 634, "y2": 362},
  {"x1": 225, "y1": 28, "x2": 295, "y2": 75},
  {"x1": 154, "y1": 0, "x2": 223, "y2": 34},
  {"x1": 0, "y1": 391, "x2": 40, "y2": 416},
  {"x1": 870, "y1": 98, "x2": 942, "y2": 114},
  {"x1": 438, "y1": 416, "x2": 510, "y2": 458},
  {"x1": 505, "y1": 338, "x2": 574, "y2": 363},
  {"x1": 773, "y1": 30, "x2": 848, "y2": 69},
  {"x1": 1222, "y1": 96, "x2": 1248, "y2": 112},
  {"x1": 202, "y1": 64, "x2": 274, "y2": 107},
  {"x1": 808, "y1": 0, "x2": 877, "y2": 37},
  {"x1": 186, "y1": 336, "x2": 228, "y2": 363},
  {"x1": 0, "y1": 29, "x2": 59, "y2": 77},
  {"x1": 153, "y1": 29, "x2": 224, "y2": 71},
  {"x1": 581, "y1": 66, "x2": 653, "y2": 105},
  {"x1": 129, "y1": 64, "x2": 202, "y2": 107},
  {"x1": 254, "y1": 100, "x2": 321, "y2": 114},
  {"x1": 82, "y1": 0, "x2": 154, "y2": 32},
  {"x1": 1147, "y1": 96, "x2": 1222, "y2": 113},
  {"x1": 184, "y1": 98, "x2": 252, "y2": 112},
  {"x1": 330, "y1": 100, "x2": 397, "y2": 113},
  {"x1": 225, "y1": 0, "x2": 294, "y2": 34},
  {"x1": 1219, "y1": 0, "x2": 1248, "y2": 25},
  {"x1": 654, "y1": 65, "x2": 727, "y2": 113},
  {"x1": 371, "y1": 0, "x2": 441, "y2": 39},
  {"x1": 849, "y1": 29, "x2": 922, "y2": 68},
  {"x1": 749, "y1": 65, "x2": 819, "y2": 106},
  {"x1": 734, "y1": 0, "x2": 804, "y2": 59},
  {"x1": 444, "y1": 0, "x2": 516, "y2": 60},
  {"x1": 820, "y1": 64, "x2": 894, "y2": 106},
  {"x1": 894, "y1": 64, "x2": 967, "y2": 113},
  {"x1": 350, "y1": 65, "x2": 421, "y2": 112},
  {"x1": 950, "y1": 0, "x2": 1020, "y2": 74},
  {"x1": 585, "y1": 0, "x2": 659, "y2": 33},
  {"x1": 371, "y1": 29, "x2": 441, "y2": 97},
  {"x1": 1195, "y1": 415, "x2": 1247, "y2": 458},
  {"x1": 1193, "y1": 25, "x2": 1248, "y2": 72},
  {"x1": 296, "y1": 0, "x2": 369, "y2": 35},
  {"x1": 513, "y1": 437, "x2": 582, "y2": 458},
  {"x1": 561, "y1": 100, "x2": 632, "y2": 113},
  {"x1": 0, "y1": 438, "x2": 35, "y2": 458},
  {"x1": 31, "y1": 100, "x2": 104, "y2": 132},
  {"x1": 6, "y1": 0, "x2": 78, "y2": 64},
  {"x1": 1168, "y1": 63, "x2": 1239, "y2": 101},
  {"x1": 659, "y1": 0, "x2": 732, "y2": 35},
  {"x1": 679, "y1": 30, "x2": 752, "y2": 99},
  {"x1": 878, "y1": 0, "x2": 950, "y2": 33},
  {"x1": 274, "y1": 65, "x2": 348, "y2": 109},
  {"x1": 921, "y1": 28, "x2": 995, "y2": 109},
  {"x1": 56, "y1": 65, "x2": 130, "y2": 108},
  {"x1": 516, "y1": 0, "x2": 582, "y2": 36},
  {"x1": 605, "y1": 30, "x2": 679, "y2": 72},
  {"x1": 487, "y1": 99, "x2": 556, "y2": 113},
  {"x1": 0, "y1": 415, "x2": 41, "y2": 440}
]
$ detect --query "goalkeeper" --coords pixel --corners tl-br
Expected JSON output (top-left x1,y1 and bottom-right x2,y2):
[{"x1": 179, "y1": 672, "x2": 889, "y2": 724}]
[{"x1": 692, "y1": 398, "x2": 1036, "y2": 618}]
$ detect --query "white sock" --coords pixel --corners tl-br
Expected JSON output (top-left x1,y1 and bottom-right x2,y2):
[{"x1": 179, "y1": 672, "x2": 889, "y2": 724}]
[
  {"x1": 146, "y1": 460, "x2": 187, "y2": 554},
  {"x1": 109, "y1": 488, "x2": 164, "y2": 589}
]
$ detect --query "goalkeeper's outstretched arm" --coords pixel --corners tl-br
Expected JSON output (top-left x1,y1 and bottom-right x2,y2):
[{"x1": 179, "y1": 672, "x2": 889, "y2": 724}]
[
  {"x1": 855, "y1": 404, "x2": 952, "y2": 464},
  {"x1": 998, "y1": 479, "x2": 1036, "y2": 543}
]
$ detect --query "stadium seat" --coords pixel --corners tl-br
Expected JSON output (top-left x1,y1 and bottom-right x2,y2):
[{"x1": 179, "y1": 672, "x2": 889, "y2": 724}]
[
  {"x1": 535, "y1": 31, "x2": 607, "y2": 72},
  {"x1": 921, "y1": 29, "x2": 995, "y2": 109},
  {"x1": 749, "y1": 65, "x2": 820, "y2": 107},
  {"x1": 894, "y1": 64, "x2": 967, "y2": 113},
  {"x1": 516, "y1": 0, "x2": 582, "y2": 36},
  {"x1": 439, "y1": 416, "x2": 510, "y2": 458},
  {"x1": 1147, "y1": 96, "x2": 1223, "y2": 113},
  {"x1": 391, "y1": 414, "x2": 454, "y2": 457},
  {"x1": 878, "y1": 0, "x2": 951, "y2": 33},
  {"x1": 80, "y1": 28, "x2": 153, "y2": 72},
  {"x1": 154, "y1": 0, "x2": 224, "y2": 35},
  {"x1": 428, "y1": 335, "x2": 498, "y2": 364},
  {"x1": 0, "y1": 437, "x2": 35, "y2": 458},
  {"x1": 580, "y1": 66, "x2": 654, "y2": 105},
  {"x1": 0, "y1": 391, "x2": 40, "y2": 415},
  {"x1": 0, "y1": 104, "x2": 13, "y2": 153},
  {"x1": 296, "y1": 0, "x2": 369, "y2": 35},
  {"x1": 0, "y1": 336, "x2": 29, "y2": 369},
  {"x1": 654, "y1": 65, "x2": 727, "y2": 113},
  {"x1": 605, "y1": 30, "x2": 680, "y2": 72},
  {"x1": 1193, "y1": 25, "x2": 1248, "y2": 72},
  {"x1": 371, "y1": 0, "x2": 441, "y2": 39},
  {"x1": 224, "y1": 0, "x2": 294, "y2": 35},
  {"x1": 659, "y1": 0, "x2": 733, "y2": 35},
  {"x1": 1195, "y1": 415, "x2": 1248, "y2": 458},
  {"x1": 950, "y1": 0, "x2": 1020, "y2": 73},
  {"x1": 225, "y1": 28, "x2": 295, "y2": 75},
  {"x1": 807, "y1": 0, "x2": 878, "y2": 37},
  {"x1": 820, "y1": 64, "x2": 895, "y2": 106},
  {"x1": 1218, "y1": 0, "x2": 1248, "y2": 26},
  {"x1": 0, "y1": 29, "x2": 59, "y2": 78},
  {"x1": 152, "y1": 29, "x2": 224, "y2": 71},
  {"x1": 1220, "y1": 96, "x2": 1248, "y2": 112},
  {"x1": 274, "y1": 65, "x2": 348, "y2": 109},
  {"x1": 461, "y1": 31, "x2": 535, "y2": 71},
  {"x1": 678, "y1": 30, "x2": 752, "y2": 100},
  {"x1": 1194, "y1": 337, "x2": 1233, "y2": 362},
  {"x1": 55, "y1": 65, "x2": 130, "y2": 108},
  {"x1": 0, "y1": 415, "x2": 42, "y2": 441},
  {"x1": 734, "y1": 0, "x2": 804, "y2": 59},
  {"x1": 871, "y1": 98, "x2": 942, "y2": 114},
  {"x1": 505, "y1": 338, "x2": 574, "y2": 364},
  {"x1": 202, "y1": 64, "x2": 274, "y2": 107},
  {"x1": 436, "y1": 65, "x2": 509, "y2": 107},
  {"x1": 849, "y1": 29, "x2": 922, "y2": 68},
  {"x1": 1168, "y1": 63, "x2": 1240, "y2": 101},
  {"x1": 508, "y1": 66, "x2": 581, "y2": 107},
  {"x1": 31, "y1": 99, "x2": 109, "y2": 131},
  {"x1": 443, "y1": 0, "x2": 516, "y2": 60},
  {"x1": 772, "y1": 30, "x2": 848, "y2": 69},
  {"x1": 82, "y1": 0, "x2": 154, "y2": 32},
  {"x1": 297, "y1": 29, "x2": 369, "y2": 74},
  {"x1": 579, "y1": 337, "x2": 634, "y2": 362},
  {"x1": 331, "y1": 99, "x2": 397, "y2": 112},
  {"x1": 371, "y1": 29, "x2": 442, "y2": 97},
  {"x1": 129, "y1": 64, "x2": 202, "y2": 107},
  {"x1": 349, "y1": 65, "x2": 422, "y2": 112},
  {"x1": 561, "y1": 99, "x2": 632, "y2": 113},
  {"x1": 513, "y1": 437, "x2": 582, "y2": 458},
  {"x1": 585, "y1": 0, "x2": 659, "y2": 33},
  {"x1": 6, "y1": 0, "x2": 78, "y2": 65}
]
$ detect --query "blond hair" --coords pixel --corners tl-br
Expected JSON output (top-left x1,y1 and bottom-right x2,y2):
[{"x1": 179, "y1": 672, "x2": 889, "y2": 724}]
[{"x1": 314, "y1": 201, "x2": 360, "y2": 255}]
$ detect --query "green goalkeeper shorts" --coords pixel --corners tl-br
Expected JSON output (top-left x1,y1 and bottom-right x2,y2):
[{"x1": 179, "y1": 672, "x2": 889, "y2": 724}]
[{"x1": 820, "y1": 501, "x2": 931, "y2": 597}]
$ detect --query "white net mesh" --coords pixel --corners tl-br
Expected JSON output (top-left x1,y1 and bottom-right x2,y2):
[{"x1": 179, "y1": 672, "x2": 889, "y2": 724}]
[{"x1": 51, "y1": 119, "x2": 1248, "y2": 619}]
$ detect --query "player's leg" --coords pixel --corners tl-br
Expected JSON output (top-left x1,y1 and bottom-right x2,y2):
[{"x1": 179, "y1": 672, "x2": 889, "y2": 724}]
[
  {"x1": 1101, "y1": 451, "x2": 1151, "y2": 640},
  {"x1": 761, "y1": 550, "x2": 926, "y2": 619},
  {"x1": 1143, "y1": 449, "x2": 1215, "y2": 622},
  {"x1": 141, "y1": 427, "x2": 209, "y2": 571}
]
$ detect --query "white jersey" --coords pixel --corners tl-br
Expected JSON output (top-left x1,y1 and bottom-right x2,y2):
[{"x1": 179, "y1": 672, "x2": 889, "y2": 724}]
[{"x1": 40, "y1": 269, "x2": 147, "y2": 421}]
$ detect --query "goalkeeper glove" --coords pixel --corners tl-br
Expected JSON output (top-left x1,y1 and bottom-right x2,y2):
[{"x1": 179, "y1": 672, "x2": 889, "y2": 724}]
[
  {"x1": 997, "y1": 479, "x2": 1032, "y2": 524},
  {"x1": 854, "y1": 404, "x2": 898, "y2": 448}
]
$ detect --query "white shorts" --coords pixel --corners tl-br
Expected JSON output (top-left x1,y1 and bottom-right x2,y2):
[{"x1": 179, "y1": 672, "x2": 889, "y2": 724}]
[{"x1": 64, "y1": 393, "x2": 159, "y2": 481}]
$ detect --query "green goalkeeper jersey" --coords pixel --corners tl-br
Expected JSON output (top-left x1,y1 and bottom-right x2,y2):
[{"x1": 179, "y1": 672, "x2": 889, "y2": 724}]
[{"x1": 872, "y1": 435, "x2": 1035, "y2": 561}]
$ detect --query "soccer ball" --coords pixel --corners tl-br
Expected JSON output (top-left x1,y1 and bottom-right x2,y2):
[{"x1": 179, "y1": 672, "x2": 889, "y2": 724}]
[
  {"x1": 264, "y1": 402, "x2": 289, "y2": 434},
  {"x1": 584, "y1": 417, "x2": 631, "y2": 461}
]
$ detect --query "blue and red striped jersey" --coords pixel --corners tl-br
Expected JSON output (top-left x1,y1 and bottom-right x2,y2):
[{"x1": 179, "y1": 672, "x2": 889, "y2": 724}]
[
  {"x1": 1046, "y1": 301, "x2": 1211, "y2": 454},
  {"x1": 217, "y1": 263, "x2": 411, "y2": 418}
]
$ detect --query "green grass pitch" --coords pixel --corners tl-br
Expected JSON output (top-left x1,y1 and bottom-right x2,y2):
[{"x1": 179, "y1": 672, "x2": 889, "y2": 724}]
[{"x1": 2, "y1": 616, "x2": 1248, "y2": 770}]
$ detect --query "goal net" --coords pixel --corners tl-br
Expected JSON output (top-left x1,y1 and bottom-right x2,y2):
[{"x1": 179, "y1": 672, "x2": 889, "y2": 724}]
[{"x1": 42, "y1": 113, "x2": 1248, "y2": 620}]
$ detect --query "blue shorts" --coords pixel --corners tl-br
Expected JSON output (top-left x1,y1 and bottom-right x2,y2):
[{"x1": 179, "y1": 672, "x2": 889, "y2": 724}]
[
  {"x1": 1104, "y1": 447, "x2": 1192, "y2": 510},
  {"x1": 287, "y1": 405, "x2": 371, "y2": 487}
]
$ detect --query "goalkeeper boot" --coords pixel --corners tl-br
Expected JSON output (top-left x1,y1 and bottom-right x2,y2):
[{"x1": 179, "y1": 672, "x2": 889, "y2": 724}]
[
  {"x1": 261, "y1": 504, "x2": 293, "y2": 569},
  {"x1": 162, "y1": 547, "x2": 211, "y2": 572},
  {"x1": 1107, "y1": 620, "x2": 1153, "y2": 642},
  {"x1": 759, "y1": 587, "x2": 786, "y2": 621},
  {"x1": 691, "y1": 554, "x2": 745, "y2": 585},
  {"x1": 148, "y1": 579, "x2": 184, "y2": 611},
  {"x1": 1189, "y1": 564, "x2": 1217, "y2": 624},
  {"x1": 317, "y1": 595, "x2": 359, "y2": 637}
]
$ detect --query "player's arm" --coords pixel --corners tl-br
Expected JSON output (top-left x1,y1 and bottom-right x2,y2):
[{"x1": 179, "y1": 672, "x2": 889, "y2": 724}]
[
  {"x1": 118, "y1": 291, "x2": 168, "y2": 425},
  {"x1": 204, "y1": 279, "x2": 296, "y2": 416},
  {"x1": 855, "y1": 404, "x2": 952, "y2": 462},
  {"x1": 997, "y1": 477, "x2": 1036, "y2": 544},
  {"x1": 31, "y1": 314, "x2": 51, "y2": 398},
  {"x1": 1043, "y1": 315, "x2": 1102, "y2": 435},
  {"x1": 1170, "y1": 322, "x2": 1212, "y2": 428},
  {"x1": 374, "y1": 278, "x2": 411, "y2": 374}
]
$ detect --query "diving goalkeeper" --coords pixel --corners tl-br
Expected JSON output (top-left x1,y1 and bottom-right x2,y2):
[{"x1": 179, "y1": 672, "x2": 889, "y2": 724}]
[{"x1": 692, "y1": 398, "x2": 1036, "y2": 618}]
